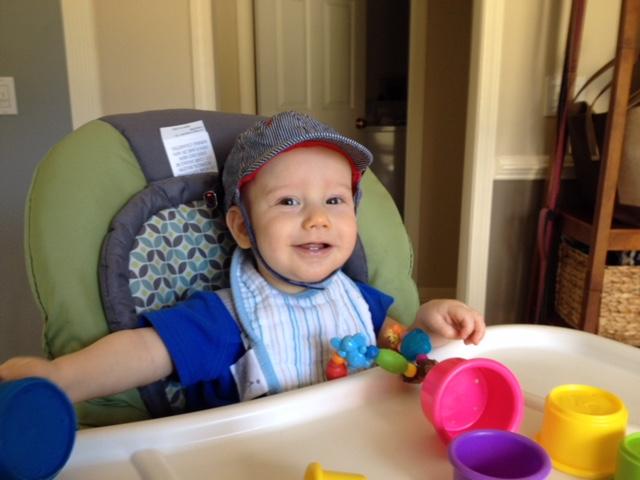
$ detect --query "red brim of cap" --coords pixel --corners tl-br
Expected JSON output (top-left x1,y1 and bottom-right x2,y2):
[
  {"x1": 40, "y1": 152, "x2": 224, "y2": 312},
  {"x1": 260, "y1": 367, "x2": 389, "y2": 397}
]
[{"x1": 237, "y1": 140, "x2": 363, "y2": 192}]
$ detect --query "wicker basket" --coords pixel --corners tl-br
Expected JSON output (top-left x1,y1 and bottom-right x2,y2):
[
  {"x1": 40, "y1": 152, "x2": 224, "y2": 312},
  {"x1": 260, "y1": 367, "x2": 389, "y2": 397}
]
[{"x1": 555, "y1": 241, "x2": 640, "y2": 346}]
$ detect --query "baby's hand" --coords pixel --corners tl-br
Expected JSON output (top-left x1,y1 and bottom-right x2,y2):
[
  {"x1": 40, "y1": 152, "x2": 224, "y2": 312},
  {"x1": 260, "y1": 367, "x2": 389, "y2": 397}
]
[
  {"x1": 415, "y1": 299, "x2": 485, "y2": 346},
  {"x1": 0, "y1": 356, "x2": 55, "y2": 383}
]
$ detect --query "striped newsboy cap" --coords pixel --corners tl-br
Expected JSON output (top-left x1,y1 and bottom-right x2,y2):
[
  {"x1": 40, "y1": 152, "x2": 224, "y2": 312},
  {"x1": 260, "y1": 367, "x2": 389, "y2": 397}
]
[{"x1": 222, "y1": 111, "x2": 372, "y2": 210}]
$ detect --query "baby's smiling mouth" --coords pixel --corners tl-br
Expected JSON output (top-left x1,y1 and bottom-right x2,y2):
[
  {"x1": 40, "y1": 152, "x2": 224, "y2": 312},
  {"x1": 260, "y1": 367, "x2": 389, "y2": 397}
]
[{"x1": 295, "y1": 243, "x2": 331, "y2": 252}]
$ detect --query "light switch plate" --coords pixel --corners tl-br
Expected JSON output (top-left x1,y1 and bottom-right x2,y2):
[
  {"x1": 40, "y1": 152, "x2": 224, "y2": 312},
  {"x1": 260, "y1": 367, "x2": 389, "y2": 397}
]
[{"x1": 0, "y1": 77, "x2": 18, "y2": 115}]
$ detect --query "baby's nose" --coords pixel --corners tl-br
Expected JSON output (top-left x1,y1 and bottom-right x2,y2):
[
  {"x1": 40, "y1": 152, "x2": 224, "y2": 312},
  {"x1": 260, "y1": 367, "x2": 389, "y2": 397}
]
[{"x1": 303, "y1": 205, "x2": 330, "y2": 229}]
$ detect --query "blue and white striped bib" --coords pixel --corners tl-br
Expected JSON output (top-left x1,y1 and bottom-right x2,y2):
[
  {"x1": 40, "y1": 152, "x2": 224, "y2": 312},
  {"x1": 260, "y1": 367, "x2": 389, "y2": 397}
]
[{"x1": 226, "y1": 248, "x2": 376, "y2": 400}]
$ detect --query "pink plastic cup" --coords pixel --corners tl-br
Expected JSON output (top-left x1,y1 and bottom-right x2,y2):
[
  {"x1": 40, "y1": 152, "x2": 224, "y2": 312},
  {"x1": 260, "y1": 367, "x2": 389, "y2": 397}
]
[{"x1": 421, "y1": 357, "x2": 524, "y2": 444}]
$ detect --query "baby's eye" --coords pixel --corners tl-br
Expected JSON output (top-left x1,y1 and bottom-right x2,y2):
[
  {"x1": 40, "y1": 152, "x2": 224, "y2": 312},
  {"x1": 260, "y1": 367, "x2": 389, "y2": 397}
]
[
  {"x1": 278, "y1": 197, "x2": 300, "y2": 206},
  {"x1": 326, "y1": 196, "x2": 346, "y2": 205}
]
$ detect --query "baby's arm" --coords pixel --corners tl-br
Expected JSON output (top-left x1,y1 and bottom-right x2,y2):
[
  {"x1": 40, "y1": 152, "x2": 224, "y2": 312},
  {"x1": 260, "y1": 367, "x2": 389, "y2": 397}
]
[
  {"x1": 0, "y1": 328, "x2": 172, "y2": 403},
  {"x1": 414, "y1": 299, "x2": 485, "y2": 347},
  {"x1": 378, "y1": 299, "x2": 485, "y2": 349}
]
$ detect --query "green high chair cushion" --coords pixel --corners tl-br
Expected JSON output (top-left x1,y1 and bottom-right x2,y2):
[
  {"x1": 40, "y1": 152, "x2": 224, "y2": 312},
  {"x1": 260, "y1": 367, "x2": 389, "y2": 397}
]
[
  {"x1": 357, "y1": 171, "x2": 420, "y2": 326},
  {"x1": 27, "y1": 120, "x2": 149, "y2": 427},
  {"x1": 26, "y1": 116, "x2": 419, "y2": 427}
]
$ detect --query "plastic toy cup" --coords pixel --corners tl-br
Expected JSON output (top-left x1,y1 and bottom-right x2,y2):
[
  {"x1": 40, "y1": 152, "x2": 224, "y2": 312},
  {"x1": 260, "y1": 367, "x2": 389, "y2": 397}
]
[
  {"x1": 614, "y1": 432, "x2": 640, "y2": 480},
  {"x1": 536, "y1": 384, "x2": 628, "y2": 479},
  {"x1": 449, "y1": 430, "x2": 552, "y2": 480},
  {"x1": 0, "y1": 377, "x2": 76, "y2": 480},
  {"x1": 420, "y1": 357, "x2": 524, "y2": 444},
  {"x1": 305, "y1": 462, "x2": 367, "y2": 480}
]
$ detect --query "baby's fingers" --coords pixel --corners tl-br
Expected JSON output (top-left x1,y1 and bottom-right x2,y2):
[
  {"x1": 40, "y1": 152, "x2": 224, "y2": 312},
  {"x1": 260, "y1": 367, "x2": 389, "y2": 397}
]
[
  {"x1": 435, "y1": 321, "x2": 462, "y2": 340},
  {"x1": 462, "y1": 312, "x2": 486, "y2": 345}
]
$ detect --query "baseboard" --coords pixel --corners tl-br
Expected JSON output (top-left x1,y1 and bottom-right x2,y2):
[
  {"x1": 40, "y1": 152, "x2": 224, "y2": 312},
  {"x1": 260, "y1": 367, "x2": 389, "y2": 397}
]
[{"x1": 495, "y1": 155, "x2": 575, "y2": 180}]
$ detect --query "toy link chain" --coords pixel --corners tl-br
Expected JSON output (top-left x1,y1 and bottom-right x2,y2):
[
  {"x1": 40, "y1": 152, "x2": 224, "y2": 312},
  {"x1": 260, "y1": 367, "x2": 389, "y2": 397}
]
[{"x1": 325, "y1": 325, "x2": 437, "y2": 384}]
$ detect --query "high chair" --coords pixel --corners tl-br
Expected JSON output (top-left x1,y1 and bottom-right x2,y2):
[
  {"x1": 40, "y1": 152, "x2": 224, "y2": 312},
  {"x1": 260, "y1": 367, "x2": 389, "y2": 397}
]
[{"x1": 25, "y1": 110, "x2": 419, "y2": 427}]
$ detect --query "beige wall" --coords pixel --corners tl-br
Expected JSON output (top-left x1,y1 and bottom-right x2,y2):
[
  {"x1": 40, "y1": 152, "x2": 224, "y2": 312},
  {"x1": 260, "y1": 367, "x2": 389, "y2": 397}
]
[
  {"x1": 211, "y1": 0, "x2": 242, "y2": 113},
  {"x1": 417, "y1": 0, "x2": 471, "y2": 296},
  {"x1": 496, "y1": 0, "x2": 620, "y2": 159},
  {"x1": 93, "y1": 0, "x2": 195, "y2": 115}
]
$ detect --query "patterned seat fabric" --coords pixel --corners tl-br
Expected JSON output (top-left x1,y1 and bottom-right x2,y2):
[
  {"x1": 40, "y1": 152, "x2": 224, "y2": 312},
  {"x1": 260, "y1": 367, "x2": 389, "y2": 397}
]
[
  {"x1": 129, "y1": 200, "x2": 234, "y2": 313},
  {"x1": 127, "y1": 199, "x2": 236, "y2": 413}
]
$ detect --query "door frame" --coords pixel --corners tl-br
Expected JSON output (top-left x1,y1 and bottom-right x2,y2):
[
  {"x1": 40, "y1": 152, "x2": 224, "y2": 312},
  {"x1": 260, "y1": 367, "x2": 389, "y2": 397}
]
[
  {"x1": 60, "y1": 0, "x2": 102, "y2": 129},
  {"x1": 456, "y1": 0, "x2": 504, "y2": 313},
  {"x1": 403, "y1": 0, "x2": 428, "y2": 286}
]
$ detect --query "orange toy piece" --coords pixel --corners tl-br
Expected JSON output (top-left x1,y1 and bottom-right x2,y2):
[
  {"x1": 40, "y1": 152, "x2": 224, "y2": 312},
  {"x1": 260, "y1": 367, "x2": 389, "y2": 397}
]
[
  {"x1": 325, "y1": 354, "x2": 348, "y2": 380},
  {"x1": 304, "y1": 462, "x2": 367, "y2": 480},
  {"x1": 381, "y1": 323, "x2": 407, "y2": 351},
  {"x1": 330, "y1": 352, "x2": 346, "y2": 365}
]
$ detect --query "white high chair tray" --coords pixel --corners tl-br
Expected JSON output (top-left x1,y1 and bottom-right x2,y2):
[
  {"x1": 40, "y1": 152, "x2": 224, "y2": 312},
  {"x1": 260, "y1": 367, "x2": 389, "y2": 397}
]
[{"x1": 60, "y1": 325, "x2": 640, "y2": 479}]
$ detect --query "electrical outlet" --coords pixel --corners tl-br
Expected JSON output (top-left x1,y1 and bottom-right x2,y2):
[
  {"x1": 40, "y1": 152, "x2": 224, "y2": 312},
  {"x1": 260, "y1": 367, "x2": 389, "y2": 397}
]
[
  {"x1": 0, "y1": 77, "x2": 18, "y2": 115},
  {"x1": 544, "y1": 75, "x2": 562, "y2": 117}
]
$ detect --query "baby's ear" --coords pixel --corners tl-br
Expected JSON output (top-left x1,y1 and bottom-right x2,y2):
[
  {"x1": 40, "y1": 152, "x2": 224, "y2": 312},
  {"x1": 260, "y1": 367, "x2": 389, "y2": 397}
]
[{"x1": 226, "y1": 206, "x2": 252, "y2": 249}]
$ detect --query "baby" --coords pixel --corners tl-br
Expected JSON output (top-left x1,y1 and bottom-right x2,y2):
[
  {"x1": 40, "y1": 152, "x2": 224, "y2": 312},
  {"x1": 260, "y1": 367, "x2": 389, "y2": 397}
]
[{"x1": 0, "y1": 111, "x2": 484, "y2": 412}]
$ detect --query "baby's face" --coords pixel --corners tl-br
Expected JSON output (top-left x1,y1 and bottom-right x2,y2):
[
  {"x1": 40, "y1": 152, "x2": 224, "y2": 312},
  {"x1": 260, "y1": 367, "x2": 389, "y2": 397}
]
[{"x1": 244, "y1": 146, "x2": 358, "y2": 292}]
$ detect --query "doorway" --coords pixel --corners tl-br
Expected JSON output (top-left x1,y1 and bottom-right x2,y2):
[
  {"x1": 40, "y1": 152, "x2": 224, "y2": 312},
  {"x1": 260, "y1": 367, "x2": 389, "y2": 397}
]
[
  {"x1": 360, "y1": 0, "x2": 409, "y2": 215},
  {"x1": 253, "y1": 0, "x2": 409, "y2": 216}
]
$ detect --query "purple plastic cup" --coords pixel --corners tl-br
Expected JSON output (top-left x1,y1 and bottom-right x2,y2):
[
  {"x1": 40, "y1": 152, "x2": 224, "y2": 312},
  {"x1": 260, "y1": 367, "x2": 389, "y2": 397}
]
[{"x1": 448, "y1": 430, "x2": 552, "y2": 480}]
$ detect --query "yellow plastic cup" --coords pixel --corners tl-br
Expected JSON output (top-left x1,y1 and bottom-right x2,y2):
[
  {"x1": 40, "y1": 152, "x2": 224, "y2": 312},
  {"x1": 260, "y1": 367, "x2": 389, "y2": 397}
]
[
  {"x1": 304, "y1": 462, "x2": 367, "y2": 480},
  {"x1": 536, "y1": 384, "x2": 628, "y2": 479}
]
